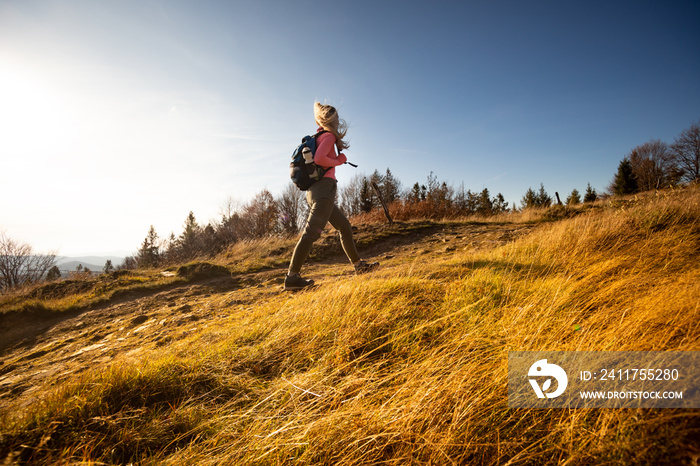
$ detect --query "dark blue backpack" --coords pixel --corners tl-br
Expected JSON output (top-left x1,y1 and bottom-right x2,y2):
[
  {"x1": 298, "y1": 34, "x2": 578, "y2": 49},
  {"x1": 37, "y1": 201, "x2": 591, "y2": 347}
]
[
  {"x1": 289, "y1": 130, "x2": 331, "y2": 191},
  {"x1": 289, "y1": 130, "x2": 358, "y2": 191}
]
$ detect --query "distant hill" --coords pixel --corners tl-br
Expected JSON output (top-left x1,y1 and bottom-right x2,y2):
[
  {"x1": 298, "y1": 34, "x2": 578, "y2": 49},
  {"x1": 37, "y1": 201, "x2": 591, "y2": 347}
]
[{"x1": 55, "y1": 256, "x2": 125, "y2": 272}]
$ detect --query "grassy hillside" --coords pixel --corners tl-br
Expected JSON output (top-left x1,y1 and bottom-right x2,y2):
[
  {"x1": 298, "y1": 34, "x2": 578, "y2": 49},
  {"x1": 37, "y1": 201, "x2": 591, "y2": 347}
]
[{"x1": 1, "y1": 187, "x2": 699, "y2": 465}]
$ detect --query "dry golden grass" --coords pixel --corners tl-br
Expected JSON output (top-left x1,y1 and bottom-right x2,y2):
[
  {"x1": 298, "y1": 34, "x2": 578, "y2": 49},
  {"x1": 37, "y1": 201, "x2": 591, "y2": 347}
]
[
  {"x1": 0, "y1": 270, "x2": 183, "y2": 316},
  {"x1": 221, "y1": 236, "x2": 298, "y2": 273},
  {"x1": 1, "y1": 187, "x2": 699, "y2": 465}
]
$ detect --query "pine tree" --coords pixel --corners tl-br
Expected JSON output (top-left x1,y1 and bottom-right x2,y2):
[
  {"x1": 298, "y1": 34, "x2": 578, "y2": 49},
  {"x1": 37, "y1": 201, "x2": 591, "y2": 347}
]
[
  {"x1": 493, "y1": 193, "x2": 509, "y2": 213},
  {"x1": 137, "y1": 225, "x2": 161, "y2": 268},
  {"x1": 177, "y1": 212, "x2": 202, "y2": 260},
  {"x1": 611, "y1": 159, "x2": 638, "y2": 195},
  {"x1": 536, "y1": 183, "x2": 553, "y2": 207},
  {"x1": 521, "y1": 184, "x2": 552, "y2": 208},
  {"x1": 466, "y1": 190, "x2": 479, "y2": 214},
  {"x1": 408, "y1": 182, "x2": 426, "y2": 203},
  {"x1": 46, "y1": 265, "x2": 61, "y2": 281},
  {"x1": 382, "y1": 168, "x2": 401, "y2": 204},
  {"x1": 521, "y1": 187, "x2": 538, "y2": 209},
  {"x1": 477, "y1": 188, "x2": 493, "y2": 215},
  {"x1": 360, "y1": 177, "x2": 373, "y2": 213},
  {"x1": 583, "y1": 183, "x2": 598, "y2": 203},
  {"x1": 566, "y1": 189, "x2": 581, "y2": 205}
]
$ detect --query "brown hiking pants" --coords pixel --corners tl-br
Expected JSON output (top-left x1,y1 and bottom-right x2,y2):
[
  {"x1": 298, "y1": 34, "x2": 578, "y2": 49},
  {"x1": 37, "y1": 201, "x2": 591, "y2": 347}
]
[{"x1": 289, "y1": 178, "x2": 360, "y2": 274}]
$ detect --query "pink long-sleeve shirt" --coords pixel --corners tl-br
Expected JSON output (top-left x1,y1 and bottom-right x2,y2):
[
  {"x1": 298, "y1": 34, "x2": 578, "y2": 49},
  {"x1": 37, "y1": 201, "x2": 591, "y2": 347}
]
[{"x1": 313, "y1": 128, "x2": 347, "y2": 181}]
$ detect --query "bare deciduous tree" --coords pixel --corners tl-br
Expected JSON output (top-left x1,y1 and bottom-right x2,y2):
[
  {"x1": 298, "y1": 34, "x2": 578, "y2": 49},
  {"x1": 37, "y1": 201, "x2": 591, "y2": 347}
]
[
  {"x1": 339, "y1": 173, "x2": 366, "y2": 218},
  {"x1": 0, "y1": 232, "x2": 56, "y2": 291},
  {"x1": 671, "y1": 121, "x2": 700, "y2": 183},
  {"x1": 277, "y1": 183, "x2": 306, "y2": 235},
  {"x1": 241, "y1": 189, "x2": 280, "y2": 238},
  {"x1": 218, "y1": 196, "x2": 244, "y2": 246},
  {"x1": 628, "y1": 140, "x2": 675, "y2": 191}
]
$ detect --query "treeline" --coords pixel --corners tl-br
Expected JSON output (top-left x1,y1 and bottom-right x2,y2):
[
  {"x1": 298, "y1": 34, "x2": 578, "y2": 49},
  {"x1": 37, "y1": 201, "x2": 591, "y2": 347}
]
[
  {"x1": 339, "y1": 170, "x2": 511, "y2": 219},
  {"x1": 130, "y1": 186, "x2": 306, "y2": 269},
  {"x1": 609, "y1": 121, "x2": 699, "y2": 195},
  {"x1": 129, "y1": 169, "x2": 593, "y2": 269}
]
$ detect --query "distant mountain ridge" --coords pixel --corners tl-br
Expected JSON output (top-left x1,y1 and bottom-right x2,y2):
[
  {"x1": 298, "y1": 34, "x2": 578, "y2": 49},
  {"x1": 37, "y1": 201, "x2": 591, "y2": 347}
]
[{"x1": 55, "y1": 256, "x2": 125, "y2": 272}]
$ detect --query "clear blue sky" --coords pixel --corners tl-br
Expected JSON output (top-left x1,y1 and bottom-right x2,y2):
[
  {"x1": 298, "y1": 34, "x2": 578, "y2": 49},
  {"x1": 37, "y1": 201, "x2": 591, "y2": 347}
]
[{"x1": 1, "y1": 0, "x2": 698, "y2": 256}]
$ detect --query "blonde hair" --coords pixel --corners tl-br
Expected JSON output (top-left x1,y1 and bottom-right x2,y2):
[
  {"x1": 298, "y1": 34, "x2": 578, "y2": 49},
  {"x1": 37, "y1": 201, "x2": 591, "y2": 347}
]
[{"x1": 314, "y1": 101, "x2": 349, "y2": 152}]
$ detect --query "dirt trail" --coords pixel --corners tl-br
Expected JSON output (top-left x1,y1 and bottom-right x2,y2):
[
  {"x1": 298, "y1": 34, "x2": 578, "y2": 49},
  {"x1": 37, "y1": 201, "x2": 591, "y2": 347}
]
[{"x1": 0, "y1": 222, "x2": 532, "y2": 411}]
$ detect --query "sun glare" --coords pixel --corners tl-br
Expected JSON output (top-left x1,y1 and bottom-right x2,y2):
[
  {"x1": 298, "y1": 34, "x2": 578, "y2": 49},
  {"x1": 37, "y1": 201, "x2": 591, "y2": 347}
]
[{"x1": 0, "y1": 63, "x2": 79, "y2": 158}]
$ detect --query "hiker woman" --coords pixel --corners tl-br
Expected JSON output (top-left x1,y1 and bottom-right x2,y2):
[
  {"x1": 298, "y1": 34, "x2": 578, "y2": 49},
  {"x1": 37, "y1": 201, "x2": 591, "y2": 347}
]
[{"x1": 285, "y1": 102, "x2": 378, "y2": 291}]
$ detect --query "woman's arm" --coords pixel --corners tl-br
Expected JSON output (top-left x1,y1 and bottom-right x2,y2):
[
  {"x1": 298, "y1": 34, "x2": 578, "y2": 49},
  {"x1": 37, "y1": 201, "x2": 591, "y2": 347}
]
[{"x1": 314, "y1": 133, "x2": 346, "y2": 168}]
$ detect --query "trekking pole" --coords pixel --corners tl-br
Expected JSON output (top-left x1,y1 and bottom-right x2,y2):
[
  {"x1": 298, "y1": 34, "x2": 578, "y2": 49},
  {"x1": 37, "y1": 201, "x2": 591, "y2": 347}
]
[{"x1": 371, "y1": 181, "x2": 394, "y2": 225}]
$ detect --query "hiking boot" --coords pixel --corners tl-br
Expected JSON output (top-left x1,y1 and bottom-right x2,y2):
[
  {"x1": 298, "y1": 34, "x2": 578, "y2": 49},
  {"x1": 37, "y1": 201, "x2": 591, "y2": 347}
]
[
  {"x1": 284, "y1": 273, "x2": 315, "y2": 291},
  {"x1": 354, "y1": 260, "x2": 379, "y2": 274}
]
